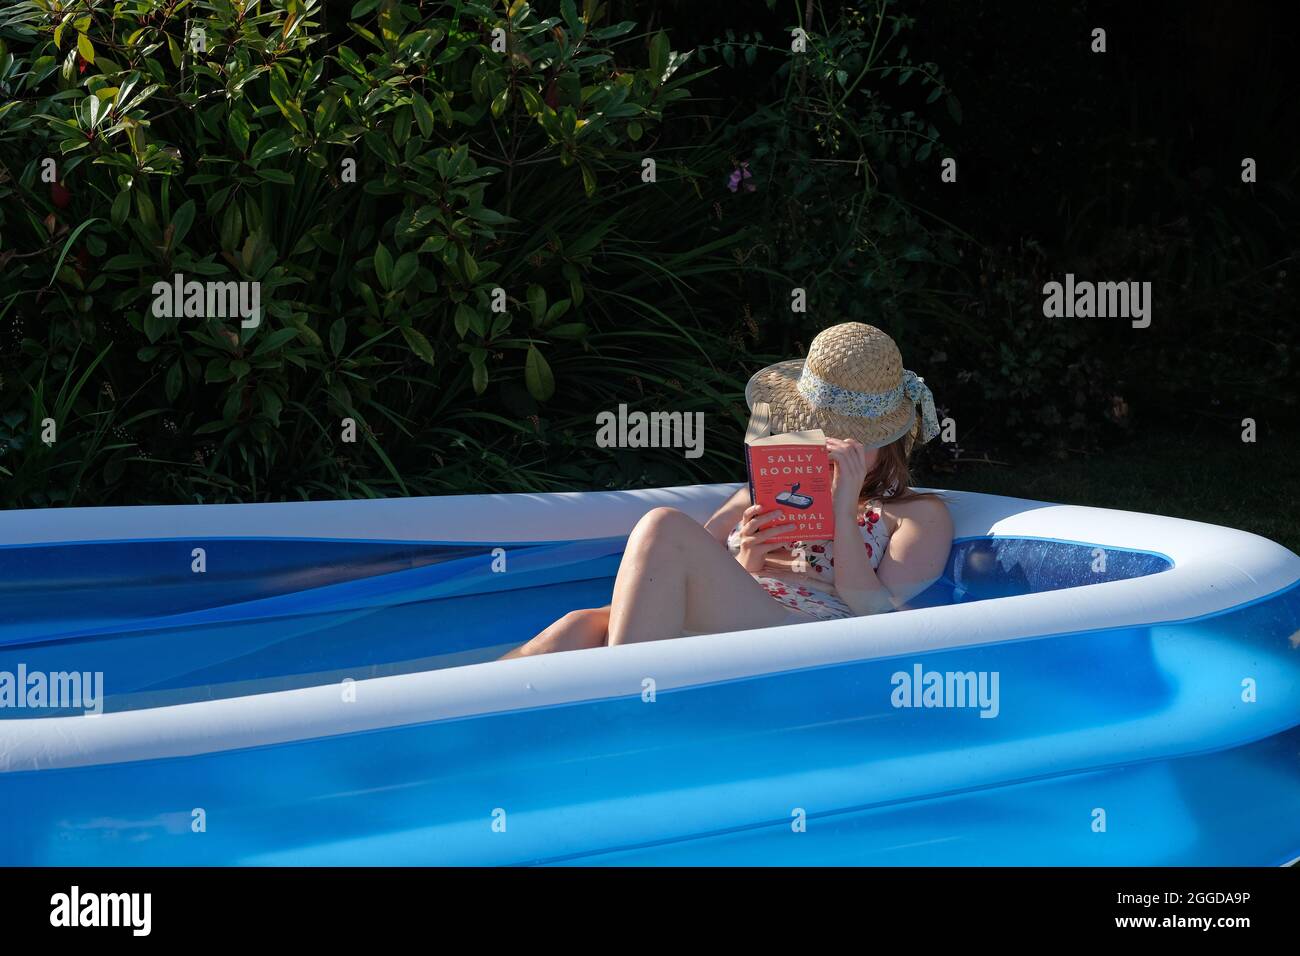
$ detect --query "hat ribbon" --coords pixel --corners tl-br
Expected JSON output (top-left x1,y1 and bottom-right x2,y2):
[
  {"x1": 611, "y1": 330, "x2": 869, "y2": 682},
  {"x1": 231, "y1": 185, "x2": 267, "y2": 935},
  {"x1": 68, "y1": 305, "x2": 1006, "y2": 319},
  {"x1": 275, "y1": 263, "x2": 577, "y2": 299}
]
[{"x1": 796, "y1": 366, "x2": 940, "y2": 444}]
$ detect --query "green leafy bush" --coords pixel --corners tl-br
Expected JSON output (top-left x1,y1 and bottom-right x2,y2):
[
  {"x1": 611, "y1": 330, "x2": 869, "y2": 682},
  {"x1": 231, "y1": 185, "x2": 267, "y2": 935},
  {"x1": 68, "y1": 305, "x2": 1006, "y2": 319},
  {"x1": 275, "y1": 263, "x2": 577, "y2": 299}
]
[{"x1": 0, "y1": 0, "x2": 763, "y2": 504}]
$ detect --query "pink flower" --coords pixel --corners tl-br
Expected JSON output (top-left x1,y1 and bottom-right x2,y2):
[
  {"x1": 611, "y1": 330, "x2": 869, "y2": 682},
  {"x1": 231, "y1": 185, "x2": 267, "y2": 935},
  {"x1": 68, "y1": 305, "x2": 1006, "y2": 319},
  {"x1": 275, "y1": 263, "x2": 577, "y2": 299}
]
[{"x1": 726, "y1": 162, "x2": 756, "y2": 193}]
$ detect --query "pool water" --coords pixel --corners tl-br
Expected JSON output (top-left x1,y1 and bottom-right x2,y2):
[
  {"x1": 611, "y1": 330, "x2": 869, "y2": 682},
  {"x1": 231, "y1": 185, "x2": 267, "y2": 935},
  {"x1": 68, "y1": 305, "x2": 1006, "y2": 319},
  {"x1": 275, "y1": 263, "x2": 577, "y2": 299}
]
[{"x1": 0, "y1": 536, "x2": 1170, "y2": 715}]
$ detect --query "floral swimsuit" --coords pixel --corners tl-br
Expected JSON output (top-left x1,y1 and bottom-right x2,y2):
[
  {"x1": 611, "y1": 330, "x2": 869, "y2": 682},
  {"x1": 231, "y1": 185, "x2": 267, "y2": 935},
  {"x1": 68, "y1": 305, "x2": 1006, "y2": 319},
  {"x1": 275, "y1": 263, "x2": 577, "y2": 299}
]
[{"x1": 727, "y1": 503, "x2": 894, "y2": 621}]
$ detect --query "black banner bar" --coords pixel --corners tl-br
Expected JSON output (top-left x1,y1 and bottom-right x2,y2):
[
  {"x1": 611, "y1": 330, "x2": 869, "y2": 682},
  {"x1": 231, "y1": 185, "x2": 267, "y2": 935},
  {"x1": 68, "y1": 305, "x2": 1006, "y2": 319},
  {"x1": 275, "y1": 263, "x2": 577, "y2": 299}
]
[{"x1": 0, "y1": 866, "x2": 1293, "y2": 941}]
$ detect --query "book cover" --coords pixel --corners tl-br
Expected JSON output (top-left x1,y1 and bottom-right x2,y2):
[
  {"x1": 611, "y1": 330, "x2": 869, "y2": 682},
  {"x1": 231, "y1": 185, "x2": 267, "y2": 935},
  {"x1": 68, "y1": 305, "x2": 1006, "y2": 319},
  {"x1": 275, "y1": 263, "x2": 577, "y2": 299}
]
[{"x1": 744, "y1": 418, "x2": 835, "y2": 545}]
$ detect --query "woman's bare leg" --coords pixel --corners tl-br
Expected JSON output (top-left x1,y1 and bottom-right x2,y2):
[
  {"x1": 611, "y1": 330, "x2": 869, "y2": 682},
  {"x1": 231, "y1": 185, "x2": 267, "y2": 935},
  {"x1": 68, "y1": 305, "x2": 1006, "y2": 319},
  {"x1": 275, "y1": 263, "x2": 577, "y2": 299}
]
[
  {"x1": 606, "y1": 507, "x2": 808, "y2": 645},
  {"x1": 498, "y1": 606, "x2": 611, "y2": 660}
]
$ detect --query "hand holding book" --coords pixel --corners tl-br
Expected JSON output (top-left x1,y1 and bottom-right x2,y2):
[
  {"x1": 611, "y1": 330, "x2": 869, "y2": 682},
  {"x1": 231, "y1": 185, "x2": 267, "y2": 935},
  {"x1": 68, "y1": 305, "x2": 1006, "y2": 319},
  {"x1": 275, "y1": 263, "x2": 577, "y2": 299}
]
[
  {"x1": 827, "y1": 437, "x2": 870, "y2": 520},
  {"x1": 732, "y1": 504, "x2": 798, "y2": 573}
]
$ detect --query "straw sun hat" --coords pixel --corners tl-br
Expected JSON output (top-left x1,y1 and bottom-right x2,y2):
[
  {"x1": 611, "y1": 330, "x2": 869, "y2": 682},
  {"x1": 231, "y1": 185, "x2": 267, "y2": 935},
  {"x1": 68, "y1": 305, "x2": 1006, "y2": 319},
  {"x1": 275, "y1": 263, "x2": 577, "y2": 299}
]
[{"x1": 744, "y1": 322, "x2": 940, "y2": 450}]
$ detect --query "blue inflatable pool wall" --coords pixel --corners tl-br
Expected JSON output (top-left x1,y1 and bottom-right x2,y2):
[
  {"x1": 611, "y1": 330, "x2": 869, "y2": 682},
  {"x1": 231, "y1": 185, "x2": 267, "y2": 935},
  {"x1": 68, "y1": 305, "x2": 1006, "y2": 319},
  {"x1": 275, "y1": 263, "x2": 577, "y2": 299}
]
[{"x1": 1, "y1": 485, "x2": 1297, "y2": 865}]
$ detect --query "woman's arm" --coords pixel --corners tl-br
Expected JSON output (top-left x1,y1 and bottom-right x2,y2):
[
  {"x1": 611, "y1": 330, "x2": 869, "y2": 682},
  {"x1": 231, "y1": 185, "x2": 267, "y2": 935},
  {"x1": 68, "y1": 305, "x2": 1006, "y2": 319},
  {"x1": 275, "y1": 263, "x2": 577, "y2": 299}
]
[
  {"x1": 834, "y1": 498, "x2": 952, "y2": 614},
  {"x1": 874, "y1": 497, "x2": 954, "y2": 609},
  {"x1": 824, "y1": 439, "x2": 894, "y2": 615},
  {"x1": 827, "y1": 512, "x2": 895, "y2": 615},
  {"x1": 824, "y1": 437, "x2": 954, "y2": 615},
  {"x1": 702, "y1": 485, "x2": 751, "y2": 546}
]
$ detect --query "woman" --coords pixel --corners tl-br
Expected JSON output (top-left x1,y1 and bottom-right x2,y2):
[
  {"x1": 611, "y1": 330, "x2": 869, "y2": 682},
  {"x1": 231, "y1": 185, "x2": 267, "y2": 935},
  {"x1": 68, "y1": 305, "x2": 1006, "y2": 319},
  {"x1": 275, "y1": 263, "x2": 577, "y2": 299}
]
[{"x1": 501, "y1": 322, "x2": 953, "y2": 657}]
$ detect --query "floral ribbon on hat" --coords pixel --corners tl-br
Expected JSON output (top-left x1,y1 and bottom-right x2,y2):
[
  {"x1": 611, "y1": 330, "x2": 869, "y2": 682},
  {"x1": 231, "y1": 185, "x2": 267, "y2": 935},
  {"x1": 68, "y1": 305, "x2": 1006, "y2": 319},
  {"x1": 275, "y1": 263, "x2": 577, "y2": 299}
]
[{"x1": 796, "y1": 367, "x2": 941, "y2": 444}]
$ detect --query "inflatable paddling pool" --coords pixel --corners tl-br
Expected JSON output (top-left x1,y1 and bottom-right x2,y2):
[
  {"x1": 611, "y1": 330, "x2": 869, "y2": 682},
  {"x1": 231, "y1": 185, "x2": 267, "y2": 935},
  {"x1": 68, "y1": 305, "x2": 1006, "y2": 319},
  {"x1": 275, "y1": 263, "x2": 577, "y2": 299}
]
[{"x1": 1, "y1": 485, "x2": 1298, "y2": 866}]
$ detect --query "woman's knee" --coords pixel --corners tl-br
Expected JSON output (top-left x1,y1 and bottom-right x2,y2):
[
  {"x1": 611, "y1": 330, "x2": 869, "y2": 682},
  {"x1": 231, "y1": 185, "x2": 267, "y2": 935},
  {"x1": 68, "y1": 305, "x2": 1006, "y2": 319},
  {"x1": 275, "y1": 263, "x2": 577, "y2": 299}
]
[
  {"x1": 628, "y1": 507, "x2": 697, "y2": 551},
  {"x1": 557, "y1": 608, "x2": 609, "y2": 646},
  {"x1": 560, "y1": 607, "x2": 606, "y2": 630}
]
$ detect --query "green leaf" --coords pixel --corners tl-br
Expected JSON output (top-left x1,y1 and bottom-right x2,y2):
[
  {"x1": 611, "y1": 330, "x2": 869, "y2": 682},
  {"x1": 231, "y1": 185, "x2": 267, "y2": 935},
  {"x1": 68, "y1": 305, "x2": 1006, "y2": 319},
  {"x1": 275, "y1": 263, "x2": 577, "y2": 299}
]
[
  {"x1": 561, "y1": 0, "x2": 582, "y2": 32},
  {"x1": 469, "y1": 348, "x2": 488, "y2": 395},
  {"x1": 260, "y1": 387, "x2": 283, "y2": 425},
  {"x1": 164, "y1": 361, "x2": 183, "y2": 402},
  {"x1": 110, "y1": 189, "x2": 130, "y2": 226},
  {"x1": 205, "y1": 354, "x2": 238, "y2": 381},
  {"x1": 249, "y1": 128, "x2": 294, "y2": 166},
  {"x1": 491, "y1": 88, "x2": 510, "y2": 119},
  {"x1": 76, "y1": 32, "x2": 95, "y2": 65},
  {"x1": 461, "y1": 252, "x2": 479, "y2": 282},
  {"x1": 411, "y1": 93, "x2": 435, "y2": 138},
  {"x1": 220, "y1": 202, "x2": 243, "y2": 251},
  {"x1": 649, "y1": 30, "x2": 669, "y2": 80},
  {"x1": 169, "y1": 199, "x2": 196, "y2": 248},
  {"x1": 547, "y1": 322, "x2": 587, "y2": 339},
  {"x1": 47, "y1": 218, "x2": 103, "y2": 288},
  {"x1": 524, "y1": 345, "x2": 555, "y2": 401},
  {"x1": 946, "y1": 94, "x2": 962, "y2": 125},
  {"x1": 543, "y1": 299, "x2": 571, "y2": 325},
  {"x1": 454, "y1": 303, "x2": 477, "y2": 338},
  {"x1": 256, "y1": 169, "x2": 295, "y2": 185},
  {"x1": 373, "y1": 243, "x2": 393, "y2": 289},
  {"x1": 526, "y1": 284, "x2": 547, "y2": 325},
  {"x1": 466, "y1": 205, "x2": 511, "y2": 225},
  {"x1": 391, "y1": 252, "x2": 419, "y2": 290},
  {"x1": 392, "y1": 108, "x2": 411, "y2": 147},
  {"x1": 579, "y1": 162, "x2": 596, "y2": 198},
  {"x1": 229, "y1": 111, "x2": 250, "y2": 154},
  {"x1": 330, "y1": 318, "x2": 347, "y2": 356},
  {"x1": 253, "y1": 328, "x2": 300, "y2": 355},
  {"x1": 144, "y1": 310, "x2": 169, "y2": 343},
  {"x1": 401, "y1": 326, "x2": 436, "y2": 366},
  {"x1": 135, "y1": 189, "x2": 156, "y2": 227}
]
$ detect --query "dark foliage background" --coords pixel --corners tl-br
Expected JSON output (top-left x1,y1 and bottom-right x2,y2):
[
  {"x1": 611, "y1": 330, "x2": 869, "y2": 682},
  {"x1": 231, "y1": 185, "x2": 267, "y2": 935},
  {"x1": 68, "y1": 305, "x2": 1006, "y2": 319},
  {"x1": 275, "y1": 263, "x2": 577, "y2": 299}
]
[{"x1": 1, "y1": 0, "x2": 1296, "y2": 508}]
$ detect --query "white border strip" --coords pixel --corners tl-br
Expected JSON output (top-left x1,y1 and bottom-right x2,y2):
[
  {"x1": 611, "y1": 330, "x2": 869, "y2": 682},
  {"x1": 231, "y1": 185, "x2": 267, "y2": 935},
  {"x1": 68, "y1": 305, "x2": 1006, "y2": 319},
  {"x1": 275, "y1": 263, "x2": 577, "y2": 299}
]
[{"x1": 1, "y1": 487, "x2": 1297, "y2": 772}]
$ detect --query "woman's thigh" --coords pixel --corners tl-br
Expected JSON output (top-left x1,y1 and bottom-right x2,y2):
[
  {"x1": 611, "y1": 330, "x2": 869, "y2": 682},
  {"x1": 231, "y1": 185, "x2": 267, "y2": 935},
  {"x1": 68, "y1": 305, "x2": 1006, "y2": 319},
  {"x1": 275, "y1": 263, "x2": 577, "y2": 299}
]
[{"x1": 672, "y1": 527, "x2": 815, "y2": 636}]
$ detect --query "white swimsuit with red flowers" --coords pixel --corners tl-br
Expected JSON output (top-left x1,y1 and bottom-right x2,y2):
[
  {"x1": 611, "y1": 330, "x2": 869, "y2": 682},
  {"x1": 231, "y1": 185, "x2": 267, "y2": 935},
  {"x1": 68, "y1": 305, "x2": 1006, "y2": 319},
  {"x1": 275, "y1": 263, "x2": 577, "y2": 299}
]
[{"x1": 727, "y1": 502, "x2": 894, "y2": 621}]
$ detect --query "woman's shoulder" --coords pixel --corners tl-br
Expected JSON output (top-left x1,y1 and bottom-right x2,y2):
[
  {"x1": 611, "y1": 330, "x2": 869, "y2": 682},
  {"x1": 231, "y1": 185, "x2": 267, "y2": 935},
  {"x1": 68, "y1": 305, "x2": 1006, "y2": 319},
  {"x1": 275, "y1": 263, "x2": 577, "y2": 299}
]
[{"x1": 883, "y1": 493, "x2": 953, "y2": 531}]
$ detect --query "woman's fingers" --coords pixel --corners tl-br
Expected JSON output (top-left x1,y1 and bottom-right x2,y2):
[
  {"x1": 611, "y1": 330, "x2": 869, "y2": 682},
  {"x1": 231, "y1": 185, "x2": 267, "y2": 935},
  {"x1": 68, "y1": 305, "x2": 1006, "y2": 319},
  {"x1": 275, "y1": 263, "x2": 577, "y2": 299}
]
[
  {"x1": 829, "y1": 437, "x2": 868, "y2": 467},
  {"x1": 741, "y1": 508, "x2": 786, "y2": 537},
  {"x1": 829, "y1": 441, "x2": 867, "y2": 472},
  {"x1": 755, "y1": 523, "x2": 798, "y2": 543}
]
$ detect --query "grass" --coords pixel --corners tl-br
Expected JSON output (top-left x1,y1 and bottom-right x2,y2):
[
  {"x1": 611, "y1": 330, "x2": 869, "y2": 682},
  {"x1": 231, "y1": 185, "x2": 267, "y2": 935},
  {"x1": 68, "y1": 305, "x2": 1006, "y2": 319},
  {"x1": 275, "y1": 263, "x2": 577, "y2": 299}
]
[{"x1": 929, "y1": 429, "x2": 1300, "y2": 555}]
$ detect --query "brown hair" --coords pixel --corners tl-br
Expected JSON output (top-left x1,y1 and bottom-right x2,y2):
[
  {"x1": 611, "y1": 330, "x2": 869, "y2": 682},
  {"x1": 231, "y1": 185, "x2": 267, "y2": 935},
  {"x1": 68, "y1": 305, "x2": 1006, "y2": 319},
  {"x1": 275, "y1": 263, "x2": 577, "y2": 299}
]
[{"x1": 858, "y1": 435, "x2": 940, "y2": 505}]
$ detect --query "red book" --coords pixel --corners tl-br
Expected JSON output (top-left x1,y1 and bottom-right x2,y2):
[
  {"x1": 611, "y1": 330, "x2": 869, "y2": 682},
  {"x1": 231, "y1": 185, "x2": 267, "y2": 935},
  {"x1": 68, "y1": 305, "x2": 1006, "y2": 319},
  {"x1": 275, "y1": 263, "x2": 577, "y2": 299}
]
[{"x1": 744, "y1": 420, "x2": 835, "y2": 545}]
